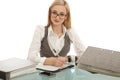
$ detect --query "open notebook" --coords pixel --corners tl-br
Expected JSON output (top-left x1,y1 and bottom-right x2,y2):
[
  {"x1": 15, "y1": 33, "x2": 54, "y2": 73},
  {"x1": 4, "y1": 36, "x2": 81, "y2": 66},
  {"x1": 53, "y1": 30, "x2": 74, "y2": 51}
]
[{"x1": 36, "y1": 63, "x2": 74, "y2": 72}]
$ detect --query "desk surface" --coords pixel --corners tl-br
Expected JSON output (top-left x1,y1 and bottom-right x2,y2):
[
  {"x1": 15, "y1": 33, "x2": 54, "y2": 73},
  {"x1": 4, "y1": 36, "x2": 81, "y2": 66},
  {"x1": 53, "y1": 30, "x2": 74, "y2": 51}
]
[{"x1": 0, "y1": 67, "x2": 120, "y2": 80}]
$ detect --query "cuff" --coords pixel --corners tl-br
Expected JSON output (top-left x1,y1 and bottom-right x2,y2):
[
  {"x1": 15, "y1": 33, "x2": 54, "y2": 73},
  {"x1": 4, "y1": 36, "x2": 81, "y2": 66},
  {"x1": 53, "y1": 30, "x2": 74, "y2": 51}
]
[{"x1": 39, "y1": 57, "x2": 46, "y2": 64}]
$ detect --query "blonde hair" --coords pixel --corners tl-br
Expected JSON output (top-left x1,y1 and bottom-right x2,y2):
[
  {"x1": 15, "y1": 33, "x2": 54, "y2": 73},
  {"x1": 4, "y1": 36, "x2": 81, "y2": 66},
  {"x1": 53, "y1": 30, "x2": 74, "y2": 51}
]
[{"x1": 46, "y1": 0, "x2": 71, "y2": 29}]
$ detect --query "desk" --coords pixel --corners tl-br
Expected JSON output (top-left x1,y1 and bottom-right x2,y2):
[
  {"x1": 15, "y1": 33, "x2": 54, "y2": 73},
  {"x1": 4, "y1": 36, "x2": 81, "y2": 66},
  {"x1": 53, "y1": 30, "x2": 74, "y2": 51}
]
[{"x1": 0, "y1": 67, "x2": 120, "y2": 80}]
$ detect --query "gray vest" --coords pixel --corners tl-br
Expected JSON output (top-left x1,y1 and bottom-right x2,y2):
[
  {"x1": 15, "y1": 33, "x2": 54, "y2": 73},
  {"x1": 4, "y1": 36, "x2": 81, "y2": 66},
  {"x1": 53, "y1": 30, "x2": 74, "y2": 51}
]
[{"x1": 40, "y1": 27, "x2": 70, "y2": 57}]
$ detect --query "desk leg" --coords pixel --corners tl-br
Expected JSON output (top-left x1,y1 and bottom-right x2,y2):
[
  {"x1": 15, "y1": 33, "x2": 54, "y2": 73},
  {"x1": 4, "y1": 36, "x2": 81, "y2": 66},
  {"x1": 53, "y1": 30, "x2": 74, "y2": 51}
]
[{"x1": 0, "y1": 71, "x2": 10, "y2": 80}]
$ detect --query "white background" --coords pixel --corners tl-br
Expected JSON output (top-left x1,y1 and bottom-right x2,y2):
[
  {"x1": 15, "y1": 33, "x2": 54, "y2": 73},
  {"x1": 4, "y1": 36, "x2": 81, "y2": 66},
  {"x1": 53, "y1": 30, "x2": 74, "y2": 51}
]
[{"x1": 0, "y1": 0, "x2": 120, "y2": 60}]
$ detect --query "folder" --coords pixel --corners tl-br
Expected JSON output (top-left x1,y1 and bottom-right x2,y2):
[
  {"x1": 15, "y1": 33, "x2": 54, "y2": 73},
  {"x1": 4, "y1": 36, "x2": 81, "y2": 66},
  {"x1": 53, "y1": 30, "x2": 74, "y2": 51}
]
[
  {"x1": 0, "y1": 57, "x2": 37, "y2": 80},
  {"x1": 36, "y1": 63, "x2": 74, "y2": 72}
]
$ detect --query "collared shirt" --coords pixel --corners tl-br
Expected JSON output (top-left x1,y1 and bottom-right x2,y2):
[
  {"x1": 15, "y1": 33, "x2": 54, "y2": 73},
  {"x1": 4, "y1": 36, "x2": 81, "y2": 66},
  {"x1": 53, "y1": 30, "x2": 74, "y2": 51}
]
[
  {"x1": 48, "y1": 26, "x2": 67, "y2": 56},
  {"x1": 28, "y1": 25, "x2": 86, "y2": 64}
]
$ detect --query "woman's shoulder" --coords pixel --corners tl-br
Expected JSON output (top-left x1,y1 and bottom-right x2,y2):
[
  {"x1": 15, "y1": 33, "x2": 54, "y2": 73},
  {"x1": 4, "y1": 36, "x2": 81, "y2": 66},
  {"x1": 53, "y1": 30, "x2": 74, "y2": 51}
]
[
  {"x1": 36, "y1": 25, "x2": 45, "y2": 30},
  {"x1": 34, "y1": 25, "x2": 46, "y2": 32},
  {"x1": 66, "y1": 27, "x2": 75, "y2": 35},
  {"x1": 34, "y1": 25, "x2": 46, "y2": 37}
]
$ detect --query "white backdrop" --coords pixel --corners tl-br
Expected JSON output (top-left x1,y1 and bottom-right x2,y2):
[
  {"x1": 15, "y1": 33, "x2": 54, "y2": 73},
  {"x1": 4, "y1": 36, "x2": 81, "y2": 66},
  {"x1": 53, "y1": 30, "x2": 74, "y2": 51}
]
[{"x1": 0, "y1": 0, "x2": 120, "y2": 60}]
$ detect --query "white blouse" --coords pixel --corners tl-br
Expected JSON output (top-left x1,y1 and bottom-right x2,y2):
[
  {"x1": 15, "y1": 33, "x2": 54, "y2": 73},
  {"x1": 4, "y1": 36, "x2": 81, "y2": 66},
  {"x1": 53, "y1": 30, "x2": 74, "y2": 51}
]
[{"x1": 27, "y1": 25, "x2": 86, "y2": 64}]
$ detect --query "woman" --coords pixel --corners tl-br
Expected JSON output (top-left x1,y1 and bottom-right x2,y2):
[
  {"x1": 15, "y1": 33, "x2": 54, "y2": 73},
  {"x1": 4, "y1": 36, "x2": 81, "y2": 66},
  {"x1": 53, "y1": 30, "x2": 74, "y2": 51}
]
[{"x1": 28, "y1": 0, "x2": 86, "y2": 67}]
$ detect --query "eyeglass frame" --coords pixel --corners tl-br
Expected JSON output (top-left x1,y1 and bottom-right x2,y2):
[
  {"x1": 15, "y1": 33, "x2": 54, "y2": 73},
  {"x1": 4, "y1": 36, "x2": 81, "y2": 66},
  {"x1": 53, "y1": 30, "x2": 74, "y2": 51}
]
[{"x1": 51, "y1": 10, "x2": 67, "y2": 19}]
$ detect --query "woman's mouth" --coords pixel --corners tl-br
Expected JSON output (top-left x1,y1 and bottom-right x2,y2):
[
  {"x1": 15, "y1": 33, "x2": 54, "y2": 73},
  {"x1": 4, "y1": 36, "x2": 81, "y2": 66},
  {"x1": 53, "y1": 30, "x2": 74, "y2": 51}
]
[{"x1": 54, "y1": 20, "x2": 60, "y2": 23}]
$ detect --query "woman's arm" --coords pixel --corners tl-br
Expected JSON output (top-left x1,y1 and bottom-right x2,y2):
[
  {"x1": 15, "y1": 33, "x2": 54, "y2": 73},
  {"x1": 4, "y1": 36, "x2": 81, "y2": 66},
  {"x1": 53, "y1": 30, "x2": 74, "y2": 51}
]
[
  {"x1": 27, "y1": 25, "x2": 46, "y2": 64},
  {"x1": 67, "y1": 28, "x2": 86, "y2": 61}
]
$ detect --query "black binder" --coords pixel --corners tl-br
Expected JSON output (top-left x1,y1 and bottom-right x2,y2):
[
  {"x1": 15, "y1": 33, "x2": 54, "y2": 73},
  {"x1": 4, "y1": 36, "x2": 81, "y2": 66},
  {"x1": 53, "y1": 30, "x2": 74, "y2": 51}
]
[{"x1": 0, "y1": 71, "x2": 10, "y2": 80}]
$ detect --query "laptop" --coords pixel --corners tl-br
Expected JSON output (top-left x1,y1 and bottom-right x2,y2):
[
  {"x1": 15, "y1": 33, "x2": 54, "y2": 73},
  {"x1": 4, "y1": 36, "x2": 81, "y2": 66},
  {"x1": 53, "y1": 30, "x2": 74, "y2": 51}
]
[{"x1": 77, "y1": 46, "x2": 120, "y2": 76}]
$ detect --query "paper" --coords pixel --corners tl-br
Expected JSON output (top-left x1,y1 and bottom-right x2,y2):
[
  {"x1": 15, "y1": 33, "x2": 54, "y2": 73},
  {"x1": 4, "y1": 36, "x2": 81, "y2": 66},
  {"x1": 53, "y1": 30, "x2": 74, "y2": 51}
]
[{"x1": 36, "y1": 63, "x2": 74, "y2": 72}]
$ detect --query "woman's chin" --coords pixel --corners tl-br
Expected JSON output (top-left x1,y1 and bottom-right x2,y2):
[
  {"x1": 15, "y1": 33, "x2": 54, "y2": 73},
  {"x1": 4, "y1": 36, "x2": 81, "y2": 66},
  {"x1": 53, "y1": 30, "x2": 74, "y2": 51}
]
[{"x1": 53, "y1": 23, "x2": 61, "y2": 26}]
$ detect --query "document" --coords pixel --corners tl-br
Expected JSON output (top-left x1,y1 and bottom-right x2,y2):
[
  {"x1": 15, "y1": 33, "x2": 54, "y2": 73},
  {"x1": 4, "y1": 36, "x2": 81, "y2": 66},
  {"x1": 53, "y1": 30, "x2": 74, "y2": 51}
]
[{"x1": 36, "y1": 63, "x2": 74, "y2": 72}]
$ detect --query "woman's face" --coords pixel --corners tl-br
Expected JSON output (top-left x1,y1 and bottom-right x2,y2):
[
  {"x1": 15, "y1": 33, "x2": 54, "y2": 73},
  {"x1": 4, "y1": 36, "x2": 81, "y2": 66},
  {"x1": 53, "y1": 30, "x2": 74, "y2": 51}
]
[{"x1": 50, "y1": 5, "x2": 67, "y2": 27}]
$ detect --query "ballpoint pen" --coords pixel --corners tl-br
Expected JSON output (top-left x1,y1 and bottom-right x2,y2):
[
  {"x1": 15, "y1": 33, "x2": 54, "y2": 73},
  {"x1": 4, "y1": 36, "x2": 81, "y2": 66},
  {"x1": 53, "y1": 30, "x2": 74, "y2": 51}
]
[
  {"x1": 53, "y1": 49, "x2": 56, "y2": 53},
  {"x1": 53, "y1": 49, "x2": 60, "y2": 57}
]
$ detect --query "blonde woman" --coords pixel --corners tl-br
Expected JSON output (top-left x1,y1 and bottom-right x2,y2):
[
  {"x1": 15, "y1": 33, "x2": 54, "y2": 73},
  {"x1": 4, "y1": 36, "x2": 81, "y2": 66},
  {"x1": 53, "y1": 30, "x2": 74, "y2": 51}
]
[{"x1": 28, "y1": 0, "x2": 86, "y2": 67}]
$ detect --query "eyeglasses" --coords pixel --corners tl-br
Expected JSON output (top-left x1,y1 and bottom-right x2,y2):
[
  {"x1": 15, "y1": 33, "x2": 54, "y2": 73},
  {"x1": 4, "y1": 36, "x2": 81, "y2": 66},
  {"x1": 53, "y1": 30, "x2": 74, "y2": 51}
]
[{"x1": 51, "y1": 11, "x2": 66, "y2": 19}]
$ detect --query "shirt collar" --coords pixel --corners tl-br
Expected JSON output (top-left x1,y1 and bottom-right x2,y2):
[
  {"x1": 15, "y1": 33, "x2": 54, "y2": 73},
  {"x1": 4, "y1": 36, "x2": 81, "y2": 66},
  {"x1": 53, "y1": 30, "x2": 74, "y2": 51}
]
[{"x1": 48, "y1": 25, "x2": 67, "y2": 38}]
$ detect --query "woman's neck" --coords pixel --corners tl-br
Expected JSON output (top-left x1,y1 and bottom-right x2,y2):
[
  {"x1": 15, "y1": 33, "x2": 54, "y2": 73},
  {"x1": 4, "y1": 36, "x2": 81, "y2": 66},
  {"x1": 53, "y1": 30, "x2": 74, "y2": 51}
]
[{"x1": 52, "y1": 25, "x2": 63, "y2": 37}]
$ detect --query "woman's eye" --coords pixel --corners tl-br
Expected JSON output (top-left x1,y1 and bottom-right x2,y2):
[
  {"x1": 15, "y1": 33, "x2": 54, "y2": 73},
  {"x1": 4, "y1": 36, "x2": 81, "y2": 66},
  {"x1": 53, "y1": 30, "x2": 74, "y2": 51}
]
[
  {"x1": 60, "y1": 13, "x2": 65, "y2": 16},
  {"x1": 52, "y1": 11, "x2": 57, "y2": 15}
]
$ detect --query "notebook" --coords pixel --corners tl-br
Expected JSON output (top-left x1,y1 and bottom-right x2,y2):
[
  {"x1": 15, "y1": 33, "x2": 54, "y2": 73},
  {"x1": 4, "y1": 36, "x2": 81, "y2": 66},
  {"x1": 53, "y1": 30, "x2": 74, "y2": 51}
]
[{"x1": 36, "y1": 63, "x2": 74, "y2": 72}]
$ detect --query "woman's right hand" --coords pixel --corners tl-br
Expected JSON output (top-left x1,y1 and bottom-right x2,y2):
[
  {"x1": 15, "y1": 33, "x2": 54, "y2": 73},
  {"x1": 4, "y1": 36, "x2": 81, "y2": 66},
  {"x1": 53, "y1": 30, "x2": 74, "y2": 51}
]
[{"x1": 44, "y1": 57, "x2": 66, "y2": 67}]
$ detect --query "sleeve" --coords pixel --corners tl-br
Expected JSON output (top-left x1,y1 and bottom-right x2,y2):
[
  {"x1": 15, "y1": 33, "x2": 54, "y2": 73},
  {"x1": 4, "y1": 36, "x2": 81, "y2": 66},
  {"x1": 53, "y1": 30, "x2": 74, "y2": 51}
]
[
  {"x1": 27, "y1": 25, "x2": 46, "y2": 64},
  {"x1": 67, "y1": 28, "x2": 86, "y2": 62}
]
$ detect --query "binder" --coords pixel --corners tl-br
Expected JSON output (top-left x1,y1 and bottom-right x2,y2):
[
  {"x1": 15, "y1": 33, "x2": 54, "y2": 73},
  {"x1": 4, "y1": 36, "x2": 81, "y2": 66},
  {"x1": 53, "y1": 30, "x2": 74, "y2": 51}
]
[{"x1": 0, "y1": 57, "x2": 37, "y2": 80}]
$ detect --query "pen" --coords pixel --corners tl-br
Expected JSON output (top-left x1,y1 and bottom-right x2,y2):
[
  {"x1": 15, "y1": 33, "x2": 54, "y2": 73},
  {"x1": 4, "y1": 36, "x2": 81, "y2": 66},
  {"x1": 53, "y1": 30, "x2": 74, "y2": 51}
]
[
  {"x1": 53, "y1": 49, "x2": 56, "y2": 53},
  {"x1": 53, "y1": 49, "x2": 59, "y2": 57}
]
